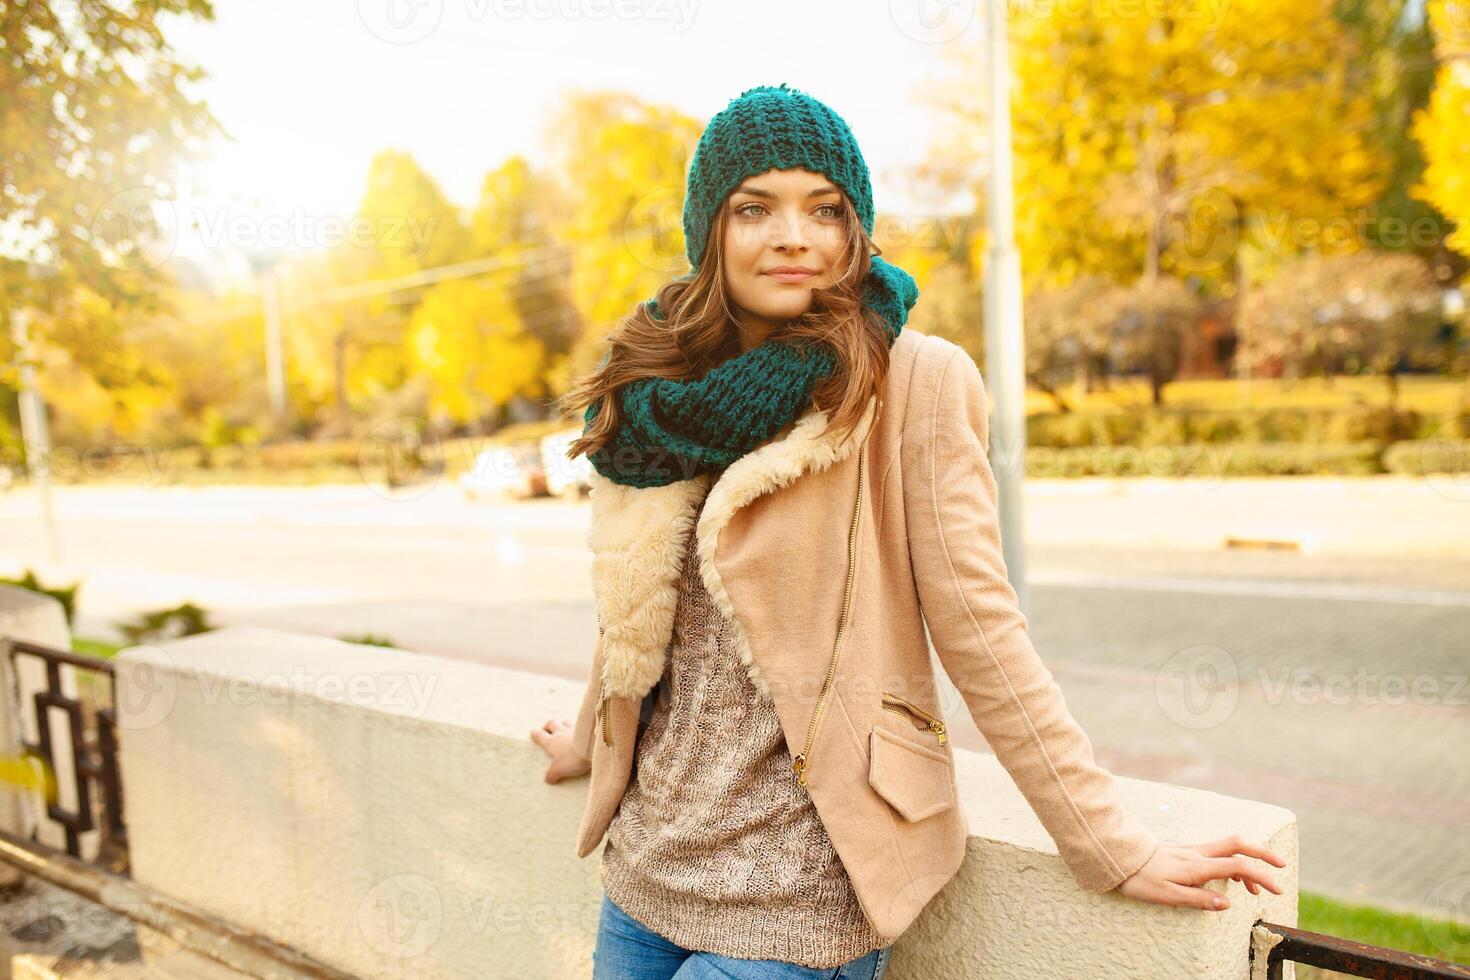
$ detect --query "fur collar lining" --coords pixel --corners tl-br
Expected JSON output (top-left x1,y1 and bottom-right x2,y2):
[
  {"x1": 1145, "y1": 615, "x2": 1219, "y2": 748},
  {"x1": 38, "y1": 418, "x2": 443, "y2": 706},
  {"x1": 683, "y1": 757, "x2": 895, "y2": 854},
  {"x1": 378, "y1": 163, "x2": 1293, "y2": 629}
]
[{"x1": 588, "y1": 393, "x2": 877, "y2": 701}]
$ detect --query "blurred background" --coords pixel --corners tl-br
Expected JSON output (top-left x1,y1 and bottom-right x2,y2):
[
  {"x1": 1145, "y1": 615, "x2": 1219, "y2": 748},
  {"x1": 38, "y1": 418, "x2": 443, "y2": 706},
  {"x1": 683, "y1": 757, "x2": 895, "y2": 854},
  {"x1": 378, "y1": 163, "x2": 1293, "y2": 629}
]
[{"x1": 0, "y1": 0, "x2": 1467, "y2": 970}]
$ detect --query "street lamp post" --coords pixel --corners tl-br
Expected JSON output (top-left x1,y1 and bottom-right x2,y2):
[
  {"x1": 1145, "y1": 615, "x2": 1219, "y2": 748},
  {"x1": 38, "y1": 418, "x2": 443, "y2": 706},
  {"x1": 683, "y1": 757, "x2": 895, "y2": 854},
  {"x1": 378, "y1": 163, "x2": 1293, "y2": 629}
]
[
  {"x1": 984, "y1": 0, "x2": 1030, "y2": 614},
  {"x1": 244, "y1": 250, "x2": 288, "y2": 428},
  {"x1": 9, "y1": 295, "x2": 59, "y2": 562}
]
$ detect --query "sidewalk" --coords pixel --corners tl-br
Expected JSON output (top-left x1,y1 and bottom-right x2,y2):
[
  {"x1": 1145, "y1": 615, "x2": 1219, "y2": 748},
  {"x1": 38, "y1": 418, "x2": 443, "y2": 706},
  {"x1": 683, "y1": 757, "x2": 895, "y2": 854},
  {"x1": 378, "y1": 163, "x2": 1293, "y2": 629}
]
[{"x1": 1021, "y1": 474, "x2": 1470, "y2": 556}]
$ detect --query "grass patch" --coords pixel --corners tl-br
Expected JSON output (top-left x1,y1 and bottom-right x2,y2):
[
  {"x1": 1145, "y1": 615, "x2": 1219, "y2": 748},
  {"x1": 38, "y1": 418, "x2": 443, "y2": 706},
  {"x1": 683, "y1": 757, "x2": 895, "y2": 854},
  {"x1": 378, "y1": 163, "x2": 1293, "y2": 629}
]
[
  {"x1": 71, "y1": 637, "x2": 122, "y2": 659},
  {"x1": 1292, "y1": 890, "x2": 1469, "y2": 976}
]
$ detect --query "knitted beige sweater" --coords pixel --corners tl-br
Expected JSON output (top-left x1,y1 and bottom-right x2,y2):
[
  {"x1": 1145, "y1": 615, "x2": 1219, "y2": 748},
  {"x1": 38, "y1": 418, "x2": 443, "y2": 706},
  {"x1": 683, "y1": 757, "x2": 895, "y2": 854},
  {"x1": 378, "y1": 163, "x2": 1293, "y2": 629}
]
[{"x1": 599, "y1": 487, "x2": 887, "y2": 968}]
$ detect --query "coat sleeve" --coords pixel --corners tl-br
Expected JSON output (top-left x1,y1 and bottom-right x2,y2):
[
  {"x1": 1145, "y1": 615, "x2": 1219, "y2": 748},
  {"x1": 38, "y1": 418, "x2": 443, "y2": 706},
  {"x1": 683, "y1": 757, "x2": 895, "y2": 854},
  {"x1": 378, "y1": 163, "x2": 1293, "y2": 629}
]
[
  {"x1": 900, "y1": 340, "x2": 1160, "y2": 892},
  {"x1": 569, "y1": 627, "x2": 604, "y2": 765}
]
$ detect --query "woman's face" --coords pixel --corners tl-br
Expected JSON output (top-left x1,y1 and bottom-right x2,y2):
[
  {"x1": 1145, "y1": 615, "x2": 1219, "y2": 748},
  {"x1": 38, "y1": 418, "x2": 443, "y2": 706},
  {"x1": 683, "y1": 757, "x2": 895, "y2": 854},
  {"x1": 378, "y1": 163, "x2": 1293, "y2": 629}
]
[{"x1": 720, "y1": 167, "x2": 847, "y2": 347}]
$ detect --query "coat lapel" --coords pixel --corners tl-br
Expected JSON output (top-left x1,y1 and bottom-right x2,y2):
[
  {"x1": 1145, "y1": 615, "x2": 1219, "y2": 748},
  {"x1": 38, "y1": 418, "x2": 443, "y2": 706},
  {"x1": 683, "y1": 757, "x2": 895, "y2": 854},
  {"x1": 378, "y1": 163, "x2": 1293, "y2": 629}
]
[{"x1": 587, "y1": 393, "x2": 878, "y2": 701}]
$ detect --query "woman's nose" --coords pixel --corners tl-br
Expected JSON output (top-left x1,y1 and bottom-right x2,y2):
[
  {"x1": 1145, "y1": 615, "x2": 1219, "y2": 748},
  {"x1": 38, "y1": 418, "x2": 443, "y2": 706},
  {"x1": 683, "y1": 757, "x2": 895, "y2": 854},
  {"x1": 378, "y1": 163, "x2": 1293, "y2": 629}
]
[{"x1": 766, "y1": 210, "x2": 815, "y2": 251}]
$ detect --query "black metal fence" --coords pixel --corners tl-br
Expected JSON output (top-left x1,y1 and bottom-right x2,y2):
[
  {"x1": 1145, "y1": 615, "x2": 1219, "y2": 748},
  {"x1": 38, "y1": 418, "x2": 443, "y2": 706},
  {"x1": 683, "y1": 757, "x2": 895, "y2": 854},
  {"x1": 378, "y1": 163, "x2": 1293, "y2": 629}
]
[
  {"x1": 1256, "y1": 920, "x2": 1470, "y2": 978},
  {"x1": 0, "y1": 637, "x2": 127, "y2": 873}
]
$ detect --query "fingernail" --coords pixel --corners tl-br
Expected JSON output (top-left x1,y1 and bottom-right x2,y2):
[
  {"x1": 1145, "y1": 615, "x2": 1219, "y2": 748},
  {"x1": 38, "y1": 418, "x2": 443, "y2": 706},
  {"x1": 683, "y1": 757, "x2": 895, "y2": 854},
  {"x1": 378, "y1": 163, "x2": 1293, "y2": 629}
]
[{"x1": 1214, "y1": 897, "x2": 1229, "y2": 909}]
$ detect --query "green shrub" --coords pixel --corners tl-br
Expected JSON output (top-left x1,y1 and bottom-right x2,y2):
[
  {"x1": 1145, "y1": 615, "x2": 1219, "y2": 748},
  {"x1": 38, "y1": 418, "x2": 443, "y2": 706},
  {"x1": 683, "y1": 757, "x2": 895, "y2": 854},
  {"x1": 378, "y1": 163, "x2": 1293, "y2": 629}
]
[
  {"x1": 338, "y1": 633, "x2": 398, "y2": 648},
  {"x1": 114, "y1": 602, "x2": 214, "y2": 646},
  {"x1": 1025, "y1": 442, "x2": 1385, "y2": 478},
  {"x1": 1382, "y1": 439, "x2": 1470, "y2": 475},
  {"x1": 1027, "y1": 406, "x2": 1433, "y2": 448}
]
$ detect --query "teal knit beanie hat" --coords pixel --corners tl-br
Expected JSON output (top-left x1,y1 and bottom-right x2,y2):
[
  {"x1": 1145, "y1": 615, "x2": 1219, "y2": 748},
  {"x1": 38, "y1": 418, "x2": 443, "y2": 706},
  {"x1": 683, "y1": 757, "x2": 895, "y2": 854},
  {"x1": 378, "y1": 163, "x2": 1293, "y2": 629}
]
[{"x1": 682, "y1": 82, "x2": 875, "y2": 271}]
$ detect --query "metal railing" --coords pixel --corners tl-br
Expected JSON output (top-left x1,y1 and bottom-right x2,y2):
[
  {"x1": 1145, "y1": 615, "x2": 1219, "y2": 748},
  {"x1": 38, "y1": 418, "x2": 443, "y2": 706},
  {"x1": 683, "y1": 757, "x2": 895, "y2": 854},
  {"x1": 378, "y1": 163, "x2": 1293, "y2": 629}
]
[
  {"x1": 0, "y1": 637, "x2": 127, "y2": 872},
  {"x1": 1255, "y1": 920, "x2": 1470, "y2": 978}
]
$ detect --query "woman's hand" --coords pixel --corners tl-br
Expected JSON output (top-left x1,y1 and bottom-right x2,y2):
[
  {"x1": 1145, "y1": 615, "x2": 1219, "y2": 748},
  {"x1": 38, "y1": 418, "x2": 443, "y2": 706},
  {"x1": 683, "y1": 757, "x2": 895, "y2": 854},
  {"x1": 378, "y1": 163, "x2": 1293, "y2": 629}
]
[
  {"x1": 532, "y1": 717, "x2": 592, "y2": 784},
  {"x1": 1117, "y1": 835, "x2": 1287, "y2": 910}
]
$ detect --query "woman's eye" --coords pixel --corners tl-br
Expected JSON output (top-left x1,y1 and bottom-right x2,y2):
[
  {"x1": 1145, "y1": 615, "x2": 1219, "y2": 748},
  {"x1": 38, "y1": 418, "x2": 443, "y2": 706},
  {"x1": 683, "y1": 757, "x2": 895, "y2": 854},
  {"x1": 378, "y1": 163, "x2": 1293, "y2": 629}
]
[{"x1": 734, "y1": 202, "x2": 841, "y2": 219}]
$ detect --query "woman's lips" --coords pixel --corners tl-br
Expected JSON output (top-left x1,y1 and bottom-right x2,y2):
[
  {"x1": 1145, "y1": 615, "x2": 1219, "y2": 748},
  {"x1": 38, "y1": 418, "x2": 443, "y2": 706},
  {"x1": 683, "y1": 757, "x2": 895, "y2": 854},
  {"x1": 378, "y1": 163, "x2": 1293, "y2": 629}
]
[{"x1": 765, "y1": 270, "x2": 817, "y2": 283}]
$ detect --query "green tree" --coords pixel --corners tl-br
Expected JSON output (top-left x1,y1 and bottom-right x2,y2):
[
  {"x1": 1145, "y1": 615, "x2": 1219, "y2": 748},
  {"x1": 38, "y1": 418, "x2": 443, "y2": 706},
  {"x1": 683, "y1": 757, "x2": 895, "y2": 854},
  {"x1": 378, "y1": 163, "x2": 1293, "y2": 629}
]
[{"x1": 1411, "y1": 0, "x2": 1470, "y2": 259}]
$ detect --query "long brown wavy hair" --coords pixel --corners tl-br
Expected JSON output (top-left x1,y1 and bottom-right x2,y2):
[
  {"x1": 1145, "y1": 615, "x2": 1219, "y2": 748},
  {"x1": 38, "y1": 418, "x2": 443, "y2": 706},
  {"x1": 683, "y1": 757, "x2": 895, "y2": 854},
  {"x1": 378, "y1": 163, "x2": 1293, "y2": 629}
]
[{"x1": 560, "y1": 190, "x2": 892, "y2": 463}]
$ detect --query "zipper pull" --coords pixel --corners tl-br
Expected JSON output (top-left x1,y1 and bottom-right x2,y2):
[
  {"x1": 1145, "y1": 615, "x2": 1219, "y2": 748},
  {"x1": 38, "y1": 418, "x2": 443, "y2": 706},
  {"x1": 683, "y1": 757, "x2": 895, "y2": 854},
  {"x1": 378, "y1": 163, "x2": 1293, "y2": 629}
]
[
  {"x1": 791, "y1": 754, "x2": 808, "y2": 786},
  {"x1": 598, "y1": 693, "x2": 612, "y2": 747},
  {"x1": 930, "y1": 721, "x2": 949, "y2": 745}
]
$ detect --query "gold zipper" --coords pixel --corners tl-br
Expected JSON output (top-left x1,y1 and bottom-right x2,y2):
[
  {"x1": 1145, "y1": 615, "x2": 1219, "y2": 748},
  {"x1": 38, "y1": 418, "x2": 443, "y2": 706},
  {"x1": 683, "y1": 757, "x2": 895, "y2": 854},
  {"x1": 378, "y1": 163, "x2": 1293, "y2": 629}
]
[
  {"x1": 791, "y1": 443, "x2": 866, "y2": 788},
  {"x1": 882, "y1": 692, "x2": 950, "y2": 745},
  {"x1": 597, "y1": 687, "x2": 612, "y2": 748},
  {"x1": 595, "y1": 619, "x2": 610, "y2": 747}
]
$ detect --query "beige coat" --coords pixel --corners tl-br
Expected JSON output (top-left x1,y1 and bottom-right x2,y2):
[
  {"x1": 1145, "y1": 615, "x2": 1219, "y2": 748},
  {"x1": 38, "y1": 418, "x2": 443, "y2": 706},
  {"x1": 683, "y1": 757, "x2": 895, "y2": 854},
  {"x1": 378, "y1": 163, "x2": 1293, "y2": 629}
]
[{"x1": 568, "y1": 326, "x2": 1160, "y2": 941}]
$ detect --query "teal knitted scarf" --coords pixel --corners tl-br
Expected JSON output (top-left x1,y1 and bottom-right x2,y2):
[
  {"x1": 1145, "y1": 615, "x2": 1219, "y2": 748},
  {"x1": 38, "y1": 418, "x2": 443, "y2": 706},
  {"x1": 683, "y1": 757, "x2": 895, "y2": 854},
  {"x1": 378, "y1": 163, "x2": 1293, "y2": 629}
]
[{"x1": 584, "y1": 255, "x2": 919, "y2": 488}]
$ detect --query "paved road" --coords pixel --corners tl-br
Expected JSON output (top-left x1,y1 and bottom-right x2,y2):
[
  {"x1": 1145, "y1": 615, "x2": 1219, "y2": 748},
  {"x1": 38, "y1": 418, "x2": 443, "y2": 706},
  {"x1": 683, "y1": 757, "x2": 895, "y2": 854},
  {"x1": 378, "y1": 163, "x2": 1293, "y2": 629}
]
[{"x1": 0, "y1": 480, "x2": 1466, "y2": 924}]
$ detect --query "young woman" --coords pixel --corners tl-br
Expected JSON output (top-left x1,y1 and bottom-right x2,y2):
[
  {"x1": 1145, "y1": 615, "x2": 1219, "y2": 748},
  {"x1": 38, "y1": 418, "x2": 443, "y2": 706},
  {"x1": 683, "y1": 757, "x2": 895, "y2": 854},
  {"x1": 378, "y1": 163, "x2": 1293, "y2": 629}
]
[{"x1": 533, "y1": 83, "x2": 1285, "y2": 980}]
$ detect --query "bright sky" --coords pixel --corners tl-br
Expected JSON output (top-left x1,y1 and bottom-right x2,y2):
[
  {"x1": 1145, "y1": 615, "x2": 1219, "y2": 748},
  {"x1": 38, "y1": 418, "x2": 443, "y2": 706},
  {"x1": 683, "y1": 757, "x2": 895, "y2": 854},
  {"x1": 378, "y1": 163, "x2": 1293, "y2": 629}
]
[{"x1": 163, "y1": 0, "x2": 980, "y2": 274}]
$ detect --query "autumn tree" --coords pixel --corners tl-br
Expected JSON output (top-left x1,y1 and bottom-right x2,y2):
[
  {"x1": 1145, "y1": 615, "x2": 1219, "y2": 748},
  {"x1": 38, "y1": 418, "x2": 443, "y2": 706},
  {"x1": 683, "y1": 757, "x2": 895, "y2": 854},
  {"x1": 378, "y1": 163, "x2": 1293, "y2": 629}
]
[
  {"x1": 306, "y1": 151, "x2": 473, "y2": 421},
  {"x1": 1339, "y1": 0, "x2": 1444, "y2": 257},
  {"x1": 406, "y1": 279, "x2": 545, "y2": 429},
  {"x1": 1023, "y1": 275, "x2": 1132, "y2": 410},
  {"x1": 470, "y1": 156, "x2": 580, "y2": 401},
  {"x1": 1106, "y1": 276, "x2": 1204, "y2": 405},
  {"x1": 543, "y1": 90, "x2": 704, "y2": 385},
  {"x1": 923, "y1": 0, "x2": 1389, "y2": 401},
  {"x1": 1237, "y1": 250, "x2": 1443, "y2": 404},
  {"x1": 1411, "y1": 0, "x2": 1470, "y2": 260},
  {"x1": 0, "y1": 0, "x2": 221, "y2": 444}
]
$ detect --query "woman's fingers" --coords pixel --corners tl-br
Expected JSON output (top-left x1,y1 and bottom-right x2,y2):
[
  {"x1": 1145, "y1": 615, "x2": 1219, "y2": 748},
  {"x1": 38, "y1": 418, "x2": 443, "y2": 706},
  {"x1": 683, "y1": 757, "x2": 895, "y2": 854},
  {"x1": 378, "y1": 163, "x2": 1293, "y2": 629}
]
[
  {"x1": 1158, "y1": 880, "x2": 1230, "y2": 911},
  {"x1": 1192, "y1": 835, "x2": 1287, "y2": 868},
  {"x1": 1229, "y1": 873, "x2": 1261, "y2": 895},
  {"x1": 530, "y1": 719, "x2": 565, "y2": 748},
  {"x1": 1191, "y1": 855, "x2": 1283, "y2": 895}
]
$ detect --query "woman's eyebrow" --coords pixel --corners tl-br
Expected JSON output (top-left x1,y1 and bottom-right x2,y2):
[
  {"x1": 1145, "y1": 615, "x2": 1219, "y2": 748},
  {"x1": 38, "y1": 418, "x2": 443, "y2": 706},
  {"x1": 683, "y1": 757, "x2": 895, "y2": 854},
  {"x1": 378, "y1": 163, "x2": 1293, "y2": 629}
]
[{"x1": 732, "y1": 183, "x2": 841, "y2": 200}]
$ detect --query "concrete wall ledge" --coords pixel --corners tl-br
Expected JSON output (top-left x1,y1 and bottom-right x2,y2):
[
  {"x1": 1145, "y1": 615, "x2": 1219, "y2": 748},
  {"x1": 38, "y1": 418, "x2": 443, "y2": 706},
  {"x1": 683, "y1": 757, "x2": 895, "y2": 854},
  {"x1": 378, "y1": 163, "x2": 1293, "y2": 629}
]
[{"x1": 115, "y1": 625, "x2": 1297, "y2": 979}]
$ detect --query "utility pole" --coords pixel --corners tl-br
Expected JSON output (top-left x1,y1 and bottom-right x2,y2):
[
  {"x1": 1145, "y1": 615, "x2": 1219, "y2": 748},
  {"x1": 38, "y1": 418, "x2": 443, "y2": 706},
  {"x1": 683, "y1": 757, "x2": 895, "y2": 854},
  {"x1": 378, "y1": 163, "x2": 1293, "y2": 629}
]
[
  {"x1": 9, "y1": 304, "x2": 59, "y2": 562},
  {"x1": 244, "y1": 250, "x2": 288, "y2": 429},
  {"x1": 261, "y1": 263, "x2": 286, "y2": 420},
  {"x1": 984, "y1": 0, "x2": 1030, "y2": 614}
]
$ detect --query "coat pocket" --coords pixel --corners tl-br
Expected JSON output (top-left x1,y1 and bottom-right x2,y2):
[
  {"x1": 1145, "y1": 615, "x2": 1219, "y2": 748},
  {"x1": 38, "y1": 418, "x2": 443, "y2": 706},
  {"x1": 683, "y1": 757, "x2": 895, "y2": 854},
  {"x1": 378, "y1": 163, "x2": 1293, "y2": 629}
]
[{"x1": 867, "y1": 724, "x2": 958, "y2": 822}]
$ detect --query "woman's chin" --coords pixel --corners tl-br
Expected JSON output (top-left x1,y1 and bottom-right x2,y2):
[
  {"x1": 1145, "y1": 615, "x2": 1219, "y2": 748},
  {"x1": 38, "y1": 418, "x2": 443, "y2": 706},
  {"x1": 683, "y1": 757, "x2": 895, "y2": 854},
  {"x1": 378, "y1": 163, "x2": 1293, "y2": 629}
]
[{"x1": 751, "y1": 294, "x2": 815, "y2": 322}]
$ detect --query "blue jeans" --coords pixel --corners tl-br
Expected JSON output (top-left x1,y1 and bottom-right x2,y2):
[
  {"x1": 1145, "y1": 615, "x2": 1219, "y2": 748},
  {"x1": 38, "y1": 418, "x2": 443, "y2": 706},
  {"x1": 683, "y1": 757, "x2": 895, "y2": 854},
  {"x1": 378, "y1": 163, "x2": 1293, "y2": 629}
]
[{"x1": 593, "y1": 890, "x2": 894, "y2": 979}]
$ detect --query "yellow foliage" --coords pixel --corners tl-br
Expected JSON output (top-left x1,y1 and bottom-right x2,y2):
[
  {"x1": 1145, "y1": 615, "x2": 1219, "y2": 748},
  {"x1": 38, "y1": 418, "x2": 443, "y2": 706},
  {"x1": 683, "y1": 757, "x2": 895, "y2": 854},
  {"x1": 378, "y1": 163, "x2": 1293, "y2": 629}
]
[
  {"x1": 934, "y1": 0, "x2": 1389, "y2": 291},
  {"x1": 545, "y1": 92, "x2": 704, "y2": 334},
  {"x1": 1411, "y1": 1, "x2": 1470, "y2": 257},
  {"x1": 407, "y1": 279, "x2": 545, "y2": 425}
]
